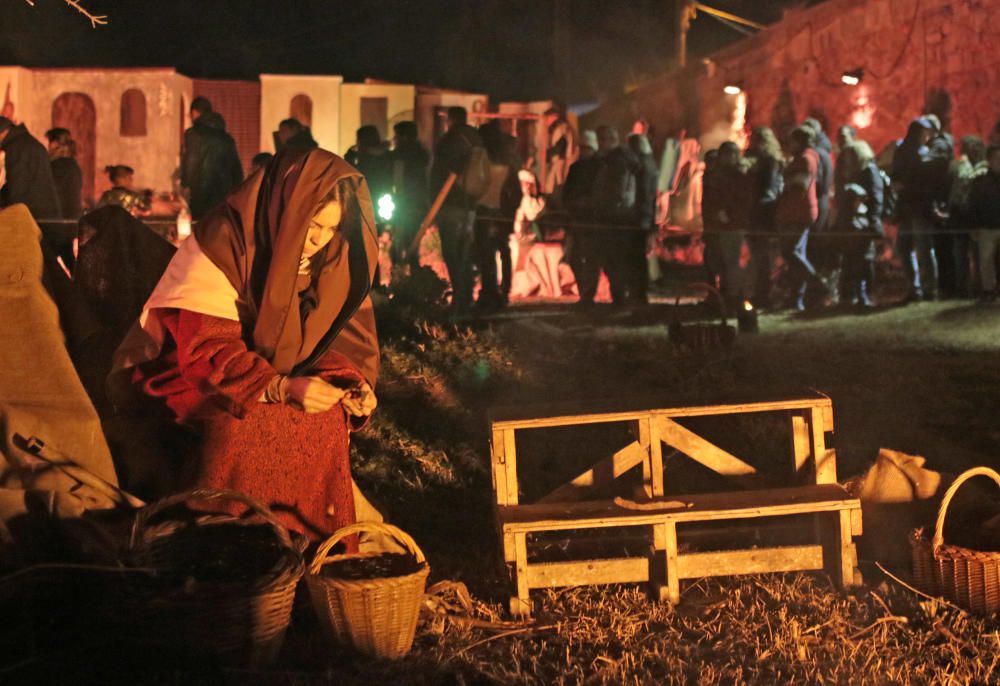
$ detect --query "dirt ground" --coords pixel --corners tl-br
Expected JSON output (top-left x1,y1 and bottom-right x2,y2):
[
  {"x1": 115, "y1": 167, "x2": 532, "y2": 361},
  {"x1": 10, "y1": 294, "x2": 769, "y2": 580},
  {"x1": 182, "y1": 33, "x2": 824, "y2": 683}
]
[{"x1": 11, "y1": 292, "x2": 1000, "y2": 685}]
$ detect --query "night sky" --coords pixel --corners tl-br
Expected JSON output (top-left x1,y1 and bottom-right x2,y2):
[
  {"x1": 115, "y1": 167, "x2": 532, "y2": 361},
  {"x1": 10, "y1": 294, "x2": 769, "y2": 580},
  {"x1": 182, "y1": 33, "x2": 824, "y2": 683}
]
[{"x1": 2, "y1": 1, "x2": 817, "y2": 103}]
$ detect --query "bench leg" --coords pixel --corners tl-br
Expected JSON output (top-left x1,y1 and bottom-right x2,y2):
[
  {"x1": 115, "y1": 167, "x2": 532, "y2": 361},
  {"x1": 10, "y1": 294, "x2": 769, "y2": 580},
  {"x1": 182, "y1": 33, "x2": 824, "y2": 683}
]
[
  {"x1": 664, "y1": 522, "x2": 680, "y2": 604},
  {"x1": 650, "y1": 523, "x2": 668, "y2": 602},
  {"x1": 509, "y1": 533, "x2": 533, "y2": 617},
  {"x1": 823, "y1": 510, "x2": 856, "y2": 589}
]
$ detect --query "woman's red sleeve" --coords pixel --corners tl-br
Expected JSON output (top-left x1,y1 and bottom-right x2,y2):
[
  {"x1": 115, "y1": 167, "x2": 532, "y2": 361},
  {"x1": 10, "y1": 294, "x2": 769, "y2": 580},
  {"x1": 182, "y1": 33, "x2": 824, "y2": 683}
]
[{"x1": 167, "y1": 309, "x2": 277, "y2": 419}]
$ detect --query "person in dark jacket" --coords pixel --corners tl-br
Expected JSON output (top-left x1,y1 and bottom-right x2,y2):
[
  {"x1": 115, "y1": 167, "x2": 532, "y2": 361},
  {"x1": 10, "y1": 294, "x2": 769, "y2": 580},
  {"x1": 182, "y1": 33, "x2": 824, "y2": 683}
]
[
  {"x1": 967, "y1": 144, "x2": 1000, "y2": 300},
  {"x1": 388, "y1": 121, "x2": 430, "y2": 264},
  {"x1": 45, "y1": 127, "x2": 83, "y2": 219},
  {"x1": 702, "y1": 141, "x2": 750, "y2": 309},
  {"x1": 626, "y1": 133, "x2": 658, "y2": 304},
  {"x1": 922, "y1": 114, "x2": 959, "y2": 297},
  {"x1": 837, "y1": 141, "x2": 885, "y2": 307},
  {"x1": 946, "y1": 135, "x2": 987, "y2": 298},
  {"x1": 745, "y1": 127, "x2": 784, "y2": 308},
  {"x1": 475, "y1": 120, "x2": 522, "y2": 309},
  {"x1": 430, "y1": 106, "x2": 484, "y2": 315},
  {"x1": 0, "y1": 117, "x2": 61, "y2": 220},
  {"x1": 346, "y1": 125, "x2": 392, "y2": 204},
  {"x1": 590, "y1": 126, "x2": 640, "y2": 305},
  {"x1": 892, "y1": 117, "x2": 938, "y2": 300},
  {"x1": 180, "y1": 98, "x2": 244, "y2": 219},
  {"x1": 276, "y1": 118, "x2": 319, "y2": 152},
  {"x1": 564, "y1": 130, "x2": 603, "y2": 307}
]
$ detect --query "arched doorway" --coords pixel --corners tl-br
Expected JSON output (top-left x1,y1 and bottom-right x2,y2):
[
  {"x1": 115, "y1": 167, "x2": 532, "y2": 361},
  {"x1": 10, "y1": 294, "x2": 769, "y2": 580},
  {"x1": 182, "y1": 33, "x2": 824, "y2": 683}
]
[
  {"x1": 51, "y1": 92, "x2": 97, "y2": 206},
  {"x1": 290, "y1": 94, "x2": 313, "y2": 128}
]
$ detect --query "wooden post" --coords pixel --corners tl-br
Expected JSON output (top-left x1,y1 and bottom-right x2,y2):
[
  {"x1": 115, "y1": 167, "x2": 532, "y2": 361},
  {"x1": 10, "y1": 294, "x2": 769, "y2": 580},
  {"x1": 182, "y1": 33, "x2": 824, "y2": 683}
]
[
  {"x1": 510, "y1": 533, "x2": 532, "y2": 617},
  {"x1": 406, "y1": 172, "x2": 457, "y2": 258},
  {"x1": 664, "y1": 521, "x2": 681, "y2": 604}
]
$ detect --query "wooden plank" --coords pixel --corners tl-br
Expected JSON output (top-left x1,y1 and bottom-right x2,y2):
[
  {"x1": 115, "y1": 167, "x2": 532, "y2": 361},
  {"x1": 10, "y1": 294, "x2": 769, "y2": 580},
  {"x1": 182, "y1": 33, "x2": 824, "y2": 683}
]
[
  {"x1": 648, "y1": 416, "x2": 664, "y2": 497},
  {"x1": 639, "y1": 418, "x2": 653, "y2": 498},
  {"x1": 664, "y1": 522, "x2": 680, "y2": 604},
  {"x1": 491, "y1": 428, "x2": 507, "y2": 505},
  {"x1": 503, "y1": 429, "x2": 519, "y2": 505},
  {"x1": 791, "y1": 413, "x2": 811, "y2": 479},
  {"x1": 656, "y1": 417, "x2": 758, "y2": 486},
  {"x1": 500, "y1": 485, "x2": 861, "y2": 533},
  {"x1": 537, "y1": 441, "x2": 646, "y2": 504},
  {"x1": 850, "y1": 507, "x2": 863, "y2": 536},
  {"x1": 511, "y1": 533, "x2": 531, "y2": 616},
  {"x1": 676, "y1": 545, "x2": 825, "y2": 579},
  {"x1": 490, "y1": 394, "x2": 832, "y2": 431},
  {"x1": 811, "y1": 407, "x2": 836, "y2": 484},
  {"x1": 837, "y1": 509, "x2": 856, "y2": 587},
  {"x1": 525, "y1": 557, "x2": 650, "y2": 589}
]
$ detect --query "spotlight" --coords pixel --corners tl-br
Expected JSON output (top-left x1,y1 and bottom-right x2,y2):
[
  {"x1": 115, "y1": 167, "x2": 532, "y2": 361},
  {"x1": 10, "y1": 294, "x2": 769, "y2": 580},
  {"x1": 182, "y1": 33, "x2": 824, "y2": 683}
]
[
  {"x1": 724, "y1": 84, "x2": 743, "y2": 96},
  {"x1": 737, "y1": 300, "x2": 759, "y2": 333},
  {"x1": 377, "y1": 193, "x2": 395, "y2": 222},
  {"x1": 841, "y1": 68, "x2": 864, "y2": 86}
]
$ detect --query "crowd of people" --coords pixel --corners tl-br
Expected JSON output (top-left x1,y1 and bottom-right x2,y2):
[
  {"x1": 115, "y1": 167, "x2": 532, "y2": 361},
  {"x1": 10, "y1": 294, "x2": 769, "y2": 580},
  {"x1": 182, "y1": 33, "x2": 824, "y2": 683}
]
[
  {"x1": 6, "y1": 97, "x2": 1000, "y2": 314},
  {"x1": 703, "y1": 115, "x2": 1000, "y2": 311}
]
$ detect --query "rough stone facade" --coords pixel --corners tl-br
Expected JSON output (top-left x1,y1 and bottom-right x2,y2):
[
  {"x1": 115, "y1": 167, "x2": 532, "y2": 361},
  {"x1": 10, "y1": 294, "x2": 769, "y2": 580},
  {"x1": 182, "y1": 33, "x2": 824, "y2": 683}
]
[{"x1": 589, "y1": 0, "x2": 1000, "y2": 155}]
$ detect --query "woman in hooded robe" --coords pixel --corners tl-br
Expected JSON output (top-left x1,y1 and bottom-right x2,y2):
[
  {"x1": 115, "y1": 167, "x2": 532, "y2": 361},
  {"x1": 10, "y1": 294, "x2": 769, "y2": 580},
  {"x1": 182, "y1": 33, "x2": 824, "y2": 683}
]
[{"x1": 113, "y1": 148, "x2": 379, "y2": 545}]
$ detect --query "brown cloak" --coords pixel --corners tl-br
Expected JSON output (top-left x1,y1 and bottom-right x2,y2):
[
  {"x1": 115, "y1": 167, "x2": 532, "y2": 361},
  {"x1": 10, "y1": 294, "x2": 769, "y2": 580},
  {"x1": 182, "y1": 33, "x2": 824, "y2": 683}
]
[{"x1": 194, "y1": 147, "x2": 380, "y2": 384}]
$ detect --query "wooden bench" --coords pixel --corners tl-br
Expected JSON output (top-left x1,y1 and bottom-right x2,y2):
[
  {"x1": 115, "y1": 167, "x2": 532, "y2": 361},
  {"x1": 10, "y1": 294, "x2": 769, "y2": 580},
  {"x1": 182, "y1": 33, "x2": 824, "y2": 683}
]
[{"x1": 489, "y1": 393, "x2": 862, "y2": 616}]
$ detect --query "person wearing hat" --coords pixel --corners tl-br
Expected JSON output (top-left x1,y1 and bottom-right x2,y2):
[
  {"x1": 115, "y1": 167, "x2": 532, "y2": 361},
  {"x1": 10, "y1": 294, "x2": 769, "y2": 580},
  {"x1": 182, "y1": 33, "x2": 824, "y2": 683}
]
[
  {"x1": 0, "y1": 116, "x2": 61, "y2": 220},
  {"x1": 562, "y1": 130, "x2": 603, "y2": 307}
]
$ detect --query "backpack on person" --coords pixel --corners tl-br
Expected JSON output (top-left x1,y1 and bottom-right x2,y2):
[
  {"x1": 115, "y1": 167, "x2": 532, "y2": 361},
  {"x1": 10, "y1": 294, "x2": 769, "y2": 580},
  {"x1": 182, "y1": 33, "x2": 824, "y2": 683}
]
[
  {"x1": 878, "y1": 168, "x2": 897, "y2": 222},
  {"x1": 594, "y1": 154, "x2": 637, "y2": 221},
  {"x1": 457, "y1": 139, "x2": 492, "y2": 201}
]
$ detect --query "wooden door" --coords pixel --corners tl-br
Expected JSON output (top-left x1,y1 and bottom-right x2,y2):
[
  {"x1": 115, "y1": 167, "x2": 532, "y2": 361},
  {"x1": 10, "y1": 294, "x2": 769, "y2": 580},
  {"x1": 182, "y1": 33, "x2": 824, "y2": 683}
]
[{"x1": 51, "y1": 92, "x2": 96, "y2": 206}]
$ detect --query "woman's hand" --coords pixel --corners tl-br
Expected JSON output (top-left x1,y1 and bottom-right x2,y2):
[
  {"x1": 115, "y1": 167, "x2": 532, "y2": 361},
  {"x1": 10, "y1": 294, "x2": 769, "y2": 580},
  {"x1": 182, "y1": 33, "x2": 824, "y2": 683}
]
[
  {"x1": 284, "y1": 376, "x2": 347, "y2": 414},
  {"x1": 342, "y1": 382, "x2": 377, "y2": 418}
]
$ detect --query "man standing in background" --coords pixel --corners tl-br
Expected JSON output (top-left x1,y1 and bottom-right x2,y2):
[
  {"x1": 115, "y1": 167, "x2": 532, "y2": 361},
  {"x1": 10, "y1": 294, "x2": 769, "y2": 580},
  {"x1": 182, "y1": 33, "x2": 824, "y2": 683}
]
[{"x1": 45, "y1": 127, "x2": 83, "y2": 219}]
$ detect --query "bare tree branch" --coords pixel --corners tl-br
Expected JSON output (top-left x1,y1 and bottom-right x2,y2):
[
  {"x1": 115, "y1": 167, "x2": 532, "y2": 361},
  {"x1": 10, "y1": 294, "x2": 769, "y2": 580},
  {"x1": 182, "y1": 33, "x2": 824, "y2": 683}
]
[{"x1": 23, "y1": 0, "x2": 109, "y2": 28}]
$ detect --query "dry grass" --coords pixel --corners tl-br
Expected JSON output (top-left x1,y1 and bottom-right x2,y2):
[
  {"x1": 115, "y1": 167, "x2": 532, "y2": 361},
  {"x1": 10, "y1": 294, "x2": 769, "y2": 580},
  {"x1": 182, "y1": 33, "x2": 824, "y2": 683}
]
[{"x1": 11, "y1": 280, "x2": 1000, "y2": 684}]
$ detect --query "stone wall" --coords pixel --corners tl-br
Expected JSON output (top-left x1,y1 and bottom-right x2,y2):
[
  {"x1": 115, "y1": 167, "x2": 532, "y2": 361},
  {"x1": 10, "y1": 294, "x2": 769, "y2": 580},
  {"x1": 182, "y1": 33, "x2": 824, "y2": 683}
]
[{"x1": 592, "y1": 0, "x2": 1000, "y2": 155}]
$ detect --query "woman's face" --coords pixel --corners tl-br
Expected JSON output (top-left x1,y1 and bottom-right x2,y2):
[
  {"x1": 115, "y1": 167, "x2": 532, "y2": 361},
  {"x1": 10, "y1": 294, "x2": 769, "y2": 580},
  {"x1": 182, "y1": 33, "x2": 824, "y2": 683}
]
[{"x1": 301, "y1": 199, "x2": 342, "y2": 261}]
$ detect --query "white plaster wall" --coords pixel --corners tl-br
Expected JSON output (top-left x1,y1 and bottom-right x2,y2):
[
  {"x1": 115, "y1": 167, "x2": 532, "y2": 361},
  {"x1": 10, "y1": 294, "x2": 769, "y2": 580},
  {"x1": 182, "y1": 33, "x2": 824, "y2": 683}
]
[
  {"x1": 0, "y1": 67, "x2": 33, "y2": 124},
  {"x1": 339, "y1": 83, "x2": 416, "y2": 155},
  {"x1": 16, "y1": 68, "x2": 190, "y2": 200},
  {"x1": 260, "y1": 74, "x2": 343, "y2": 155}
]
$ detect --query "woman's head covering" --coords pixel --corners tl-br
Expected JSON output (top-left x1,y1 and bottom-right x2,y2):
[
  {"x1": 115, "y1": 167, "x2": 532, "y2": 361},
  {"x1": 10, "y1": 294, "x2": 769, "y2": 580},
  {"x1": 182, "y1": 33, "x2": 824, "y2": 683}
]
[{"x1": 194, "y1": 147, "x2": 379, "y2": 377}]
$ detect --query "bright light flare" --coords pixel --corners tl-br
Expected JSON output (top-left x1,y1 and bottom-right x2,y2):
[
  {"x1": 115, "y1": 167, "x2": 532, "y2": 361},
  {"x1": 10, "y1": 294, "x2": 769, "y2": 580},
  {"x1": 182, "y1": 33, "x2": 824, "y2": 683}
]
[
  {"x1": 743, "y1": 300, "x2": 754, "y2": 312},
  {"x1": 377, "y1": 194, "x2": 395, "y2": 222},
  {"x1": 841, "y1": 74, "x2": 860, "y2": 86},
  {"x1": 724, "y1": 85, "x2": 742, "y2": 95}
]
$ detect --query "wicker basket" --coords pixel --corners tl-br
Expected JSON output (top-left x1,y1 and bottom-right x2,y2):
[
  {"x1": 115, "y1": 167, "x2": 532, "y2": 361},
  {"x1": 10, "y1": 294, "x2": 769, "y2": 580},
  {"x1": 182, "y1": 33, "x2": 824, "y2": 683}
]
[
  {"x1": 306, "y1": 522, "x2": 429, "y2": 659},
  {"x1": 910, "y1": 467, "x2": 1000, "y2": 614},
  {"x1": 125, "y1": 489, "x2": 305, "y2": 666}
]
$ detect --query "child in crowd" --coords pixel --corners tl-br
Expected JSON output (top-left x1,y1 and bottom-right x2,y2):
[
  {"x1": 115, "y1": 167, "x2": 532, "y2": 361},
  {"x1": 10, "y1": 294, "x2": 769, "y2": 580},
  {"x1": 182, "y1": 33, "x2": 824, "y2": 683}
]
[{"x1": 97, "y1": 165, "x2": 151, "y2": 216}]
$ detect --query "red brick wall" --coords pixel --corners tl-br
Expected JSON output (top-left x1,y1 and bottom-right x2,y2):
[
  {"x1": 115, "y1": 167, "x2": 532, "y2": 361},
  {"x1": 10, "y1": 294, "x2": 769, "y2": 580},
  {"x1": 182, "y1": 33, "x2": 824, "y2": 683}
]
[
  {"x1": 192, "y1": 78, "x2": 261, "y2": 174},
  {"x1": 602, "y1": 0, "x2": 1000, "y2": 155}
]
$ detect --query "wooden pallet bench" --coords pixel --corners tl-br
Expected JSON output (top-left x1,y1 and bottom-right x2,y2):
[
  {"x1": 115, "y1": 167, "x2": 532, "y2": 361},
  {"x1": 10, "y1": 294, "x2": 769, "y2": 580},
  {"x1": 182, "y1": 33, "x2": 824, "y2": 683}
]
[{"x1": 489, "y1": 393, "x2": 862, "y2": 616}]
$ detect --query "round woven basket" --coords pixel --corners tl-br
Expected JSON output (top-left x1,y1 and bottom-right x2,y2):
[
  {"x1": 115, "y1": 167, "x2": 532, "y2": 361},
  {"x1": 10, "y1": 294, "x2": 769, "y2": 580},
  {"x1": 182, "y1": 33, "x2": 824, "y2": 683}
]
[
  {"x1": 126, "y1": 489, "x2": 305, "y2": 666},
  {"x1": 910, "y1": 467, "x2": 1000, "y2": 614},
  {"x1": 306, "y1": 522, "x2": 429, "y2": 659}
]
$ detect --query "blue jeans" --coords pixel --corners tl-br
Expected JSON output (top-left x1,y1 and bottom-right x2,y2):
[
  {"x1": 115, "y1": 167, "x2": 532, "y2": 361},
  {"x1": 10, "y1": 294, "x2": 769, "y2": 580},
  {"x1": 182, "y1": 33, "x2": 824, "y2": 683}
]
[
  {"x1": 438, "y1": 206, "x2": 477, "y2": 312},
  {"x1": 781, "y1": 224, "x2": 819, "y2": 306},
  {"x1": 897, "y1": 211, "x2": 939, "y2": 298}
]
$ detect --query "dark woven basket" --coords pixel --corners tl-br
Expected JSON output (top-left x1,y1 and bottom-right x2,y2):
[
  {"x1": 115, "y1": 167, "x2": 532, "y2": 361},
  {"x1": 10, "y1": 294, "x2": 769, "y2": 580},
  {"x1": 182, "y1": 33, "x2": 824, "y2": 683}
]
[
  {"x1": 669, "y1": 282, "x2": 736, "y2": 352},
  {"x1": 124, "y1": 489, "x2": 305, "y2": 667}
]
